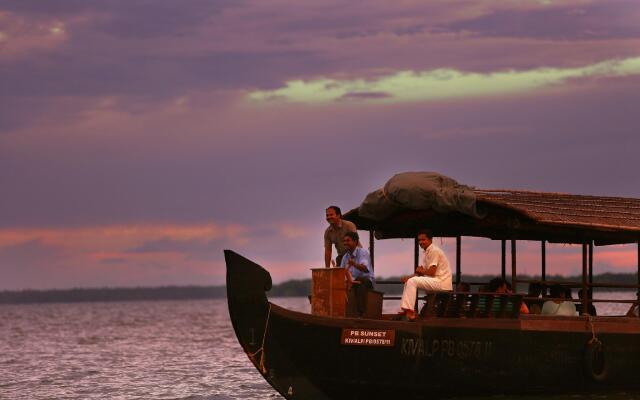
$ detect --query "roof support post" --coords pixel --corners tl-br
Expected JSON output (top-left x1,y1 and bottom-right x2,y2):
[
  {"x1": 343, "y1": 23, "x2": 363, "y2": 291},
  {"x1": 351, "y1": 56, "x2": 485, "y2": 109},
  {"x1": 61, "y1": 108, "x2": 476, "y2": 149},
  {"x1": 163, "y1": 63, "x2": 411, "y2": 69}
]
[
  {"x1": 456, "y1": 236, "x2": 461, "y2": 286},
  {"x1": 414, "y1": 237, "x2": 419, "y2": 273},
  {"x1": 588, "y1": 241, "x2": 593, "y2": 285},
  {"x1": 541, "y1": 240, "x2": 546, "y2": 282},
  {"x1": 511, "y1": 240, "x2": 517, "y2": 289},
  {"x1": 414, "y1": 237, "x2": 420, "y2": 311},
  {"x1": 582, "y1": 243, "x2": 588, "y2": 315},
  {"x1": 369, "y1": 230, "x2": 375, "y2": 272},
  {"x1": 501, "y1": 240, "x2": 506, "y2": 279}
]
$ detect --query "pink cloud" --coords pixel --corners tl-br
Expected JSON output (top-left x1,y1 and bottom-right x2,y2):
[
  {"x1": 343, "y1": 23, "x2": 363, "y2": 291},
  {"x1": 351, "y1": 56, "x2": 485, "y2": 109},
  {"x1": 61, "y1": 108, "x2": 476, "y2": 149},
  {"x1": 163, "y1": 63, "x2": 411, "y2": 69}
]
[
  {"x1": 0, "y1": 223, "x2": 250, "y2": 251},
  {"x1": 594, "y1": 246, "x2": 638, "y2": 271},
  {"x1": 0, "y1": 222, "x2": 253, "y2": 289},
  {"x1": 0, "y1": 11, "x2": 70, "y2": 59},
  {"x1": 0, "y1": 220, "x2": 329, "y2": 289}
]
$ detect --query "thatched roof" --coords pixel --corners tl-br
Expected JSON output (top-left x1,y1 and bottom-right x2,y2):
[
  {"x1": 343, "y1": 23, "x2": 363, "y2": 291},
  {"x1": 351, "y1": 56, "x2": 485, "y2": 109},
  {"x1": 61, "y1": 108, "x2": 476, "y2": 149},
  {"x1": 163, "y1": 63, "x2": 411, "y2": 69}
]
[
  {"x1": 344, "y1": 183, "x2": 640, "y2": 245},
  {"x1": 476, "y1": 189, "x2": 640, "y2": 233}
]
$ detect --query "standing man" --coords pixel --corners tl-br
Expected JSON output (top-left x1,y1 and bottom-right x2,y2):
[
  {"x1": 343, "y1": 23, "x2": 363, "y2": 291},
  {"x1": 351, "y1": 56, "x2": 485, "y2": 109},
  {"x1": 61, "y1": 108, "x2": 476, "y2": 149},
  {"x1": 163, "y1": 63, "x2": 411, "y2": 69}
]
[
  {"x1": 340, "y1": 231, "x2": 374, "y2": 317},
  {"x1": 324, "y1": 205, "x2": 357, "y2": 268},
  {"x1": 399, "y1": 229, "x2": 452, "y2": 321}
]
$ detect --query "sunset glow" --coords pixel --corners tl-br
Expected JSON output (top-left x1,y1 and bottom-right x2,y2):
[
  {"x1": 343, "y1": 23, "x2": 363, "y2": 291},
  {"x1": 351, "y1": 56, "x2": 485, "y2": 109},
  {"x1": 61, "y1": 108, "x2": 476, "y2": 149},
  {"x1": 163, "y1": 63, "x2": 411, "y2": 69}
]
[{"x1": 2, "y1": 0, "x2": 639, "y2": 289}]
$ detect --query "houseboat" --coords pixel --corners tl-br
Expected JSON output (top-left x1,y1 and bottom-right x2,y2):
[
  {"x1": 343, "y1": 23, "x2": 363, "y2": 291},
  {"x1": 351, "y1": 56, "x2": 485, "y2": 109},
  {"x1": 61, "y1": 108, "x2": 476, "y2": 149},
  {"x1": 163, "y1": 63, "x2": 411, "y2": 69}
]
[{"x1": 225, "y1": 172, "x2": 640, "y2": 399}]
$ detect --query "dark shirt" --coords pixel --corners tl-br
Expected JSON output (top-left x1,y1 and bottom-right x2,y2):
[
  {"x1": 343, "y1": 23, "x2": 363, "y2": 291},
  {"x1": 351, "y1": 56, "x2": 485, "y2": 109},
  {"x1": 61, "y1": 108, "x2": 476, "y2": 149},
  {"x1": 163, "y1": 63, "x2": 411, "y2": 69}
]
[{"x1": 576, "y1": 303, "x2": 597, "y2": 316}]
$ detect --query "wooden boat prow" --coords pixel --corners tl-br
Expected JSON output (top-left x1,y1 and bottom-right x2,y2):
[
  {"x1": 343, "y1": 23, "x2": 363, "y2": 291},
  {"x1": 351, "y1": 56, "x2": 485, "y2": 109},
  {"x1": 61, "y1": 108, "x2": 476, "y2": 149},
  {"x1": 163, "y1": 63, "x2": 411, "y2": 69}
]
[{"x1": 225, "y1": 250, "x2": 332, "y2": 399}]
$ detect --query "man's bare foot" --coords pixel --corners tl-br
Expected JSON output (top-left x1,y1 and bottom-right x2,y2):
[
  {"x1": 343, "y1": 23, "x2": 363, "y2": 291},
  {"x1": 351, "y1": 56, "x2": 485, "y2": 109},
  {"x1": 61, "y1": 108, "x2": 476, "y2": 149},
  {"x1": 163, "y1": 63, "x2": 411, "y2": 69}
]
[{"x1": 406, "y1": 310, "x2": 416, "y2": 321}]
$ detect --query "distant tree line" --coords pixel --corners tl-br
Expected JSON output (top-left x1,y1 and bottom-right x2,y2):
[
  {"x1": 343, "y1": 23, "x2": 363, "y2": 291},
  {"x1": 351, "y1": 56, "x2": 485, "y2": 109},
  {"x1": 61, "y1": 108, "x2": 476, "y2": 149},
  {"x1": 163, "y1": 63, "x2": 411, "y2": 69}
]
[
  {"x1": 0, "y1": 273, "x2": 637, "y2": 304},
  {"x1": 0, "y1": 286, "x2": 226, "y2": 304}
]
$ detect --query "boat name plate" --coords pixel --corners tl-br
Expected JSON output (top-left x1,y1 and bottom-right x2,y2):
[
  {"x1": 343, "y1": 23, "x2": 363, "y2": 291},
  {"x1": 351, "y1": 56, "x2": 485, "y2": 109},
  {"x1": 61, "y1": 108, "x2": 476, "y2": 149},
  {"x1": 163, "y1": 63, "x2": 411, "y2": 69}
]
[{"x1": 340, "y1": 329, "x2": 395, "y2": 347}]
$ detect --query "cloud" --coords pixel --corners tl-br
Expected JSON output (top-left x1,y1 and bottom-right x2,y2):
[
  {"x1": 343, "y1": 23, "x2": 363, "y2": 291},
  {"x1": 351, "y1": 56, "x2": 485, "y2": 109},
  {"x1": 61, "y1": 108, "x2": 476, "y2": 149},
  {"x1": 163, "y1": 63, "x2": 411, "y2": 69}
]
[
  {"x1": 3, "y1": 0, "x2": 639, "y2": 135},
  {"x1": 428, "y1": 125, "x2": 533, "y2": 140},
  {"x1": 0, "y1": 229, "x2": 222, "y2": 290},
  {"x1": 0, "y1": 2, "x2": 334, "y2": 133},
  {"x1": 0, "y1": 238, "x2": 63, "y2": 261},
  {"x1": 248, "y1": 56, "x2": 640, "y2": 104},
  {"x1": 0, "y1": 223, "x2": 249, "y2": 251},
  {"x1": 444, "y1": 1, "x2": 640, "y2": 40},
  {"x1": 277, "y1": 224, "x2": 311, "y2": 239},
  {"x1": 0, "y1": 1, "x2": 238, "y2": 38},
  {"x1": 594, "y1": 245, "x2": 639, "y2": 272},
  {"x1": 2, "y1": 0, "x2": 640, "y2": 291},
  {"x1": 0, "y1": 11, "x2": 69, "y2": 59},
  {"x1": 0, "y1": 221, "x2": 317, "y2": 289},
  {"x1": 99, "y1": 257, "x2": 127, "y2": 265},
  {"x1": 2, "y1": 76, "x2": 639, "y2": 231},
  {"x1": 339, "y1": 91, "x2": 392, "y2": 101},
  {"x1": 126, "y1": 237, "x2": 216, "y2": 254},
  {"x1": 1, "y1": 50, "x2": 327, "y2": 99}
]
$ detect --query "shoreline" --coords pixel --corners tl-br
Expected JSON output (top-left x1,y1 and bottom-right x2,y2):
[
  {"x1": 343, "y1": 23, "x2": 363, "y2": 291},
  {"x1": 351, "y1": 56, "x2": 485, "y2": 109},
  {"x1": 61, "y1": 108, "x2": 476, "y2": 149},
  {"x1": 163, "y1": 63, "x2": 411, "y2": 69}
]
[{"x1": 1, "y1": 273, "x2": 637, "y2": 304}]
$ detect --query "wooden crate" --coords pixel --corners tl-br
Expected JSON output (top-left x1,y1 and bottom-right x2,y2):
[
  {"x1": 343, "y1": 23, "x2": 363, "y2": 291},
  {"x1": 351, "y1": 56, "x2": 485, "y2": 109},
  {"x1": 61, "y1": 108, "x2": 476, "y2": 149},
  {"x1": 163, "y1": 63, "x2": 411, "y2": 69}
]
[{"x1": 311, "y1": 268, "x2": 348, "y2": 317}]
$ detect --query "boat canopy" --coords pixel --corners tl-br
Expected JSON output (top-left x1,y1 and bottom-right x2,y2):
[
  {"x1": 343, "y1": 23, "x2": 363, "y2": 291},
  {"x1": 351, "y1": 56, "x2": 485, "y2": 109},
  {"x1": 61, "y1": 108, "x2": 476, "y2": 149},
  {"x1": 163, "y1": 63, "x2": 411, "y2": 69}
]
[{"x1": 343, "y1": 172, "x2": 640, "y2": 245}]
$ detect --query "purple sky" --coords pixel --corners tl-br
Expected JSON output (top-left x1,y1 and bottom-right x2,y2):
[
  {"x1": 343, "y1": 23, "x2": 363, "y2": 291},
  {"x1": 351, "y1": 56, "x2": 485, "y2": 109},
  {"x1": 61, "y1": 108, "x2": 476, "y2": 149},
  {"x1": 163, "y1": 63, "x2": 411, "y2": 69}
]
[{"x1": 2, "y1": 1, "x2": 640, "y2": 289}]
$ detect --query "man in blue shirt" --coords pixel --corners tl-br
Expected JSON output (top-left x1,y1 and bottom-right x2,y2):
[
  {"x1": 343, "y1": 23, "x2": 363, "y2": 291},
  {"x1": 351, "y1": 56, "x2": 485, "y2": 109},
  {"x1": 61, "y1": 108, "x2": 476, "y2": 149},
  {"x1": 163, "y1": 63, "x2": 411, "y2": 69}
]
[{"x1": 340, "y1": 231, "x2": 374, "y2": 317}]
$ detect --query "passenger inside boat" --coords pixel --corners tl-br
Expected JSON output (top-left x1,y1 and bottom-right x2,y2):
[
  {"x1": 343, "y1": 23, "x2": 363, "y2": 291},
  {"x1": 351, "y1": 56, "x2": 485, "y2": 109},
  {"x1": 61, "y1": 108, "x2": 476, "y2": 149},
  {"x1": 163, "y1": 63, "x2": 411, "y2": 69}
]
[
  {"x1": 525, "y1": 282, "x2": 545, "y2": 314},
  {"x1": 397, "y1": 229, "x2": 452, "y2": 321},
  {"x1": 488, "y1": 278, "x2": 529, "y2": 314},
  {"x1": 456, "y1": 281, "x2": 471, "y2": 292},
  {"x1": 541, "y1": 284, "x2": 577, "y2": 316},
  {"x1": 340, "y1": 231, "x2": 374, "y2": 317},
  {"x1": 576, "y1": 289, "x2": 597, "y2": 316},
  {"x1": 564, "y1": 286, "x2": 574, "y2": 300}
]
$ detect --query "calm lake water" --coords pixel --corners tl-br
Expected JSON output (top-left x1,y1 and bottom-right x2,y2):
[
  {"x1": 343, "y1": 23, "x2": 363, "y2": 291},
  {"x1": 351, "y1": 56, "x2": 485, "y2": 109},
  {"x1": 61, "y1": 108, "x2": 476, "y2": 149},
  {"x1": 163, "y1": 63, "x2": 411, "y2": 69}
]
[{"x1": 1, "y1": 294, "x2": 639, "y2": 399}]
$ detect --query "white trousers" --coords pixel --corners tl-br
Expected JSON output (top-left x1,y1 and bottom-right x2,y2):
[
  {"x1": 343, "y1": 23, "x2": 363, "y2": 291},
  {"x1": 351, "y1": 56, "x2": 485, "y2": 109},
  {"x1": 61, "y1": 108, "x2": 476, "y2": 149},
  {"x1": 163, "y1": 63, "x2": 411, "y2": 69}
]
[{"x1": 400, "y1": 276, "x2": 450, "y2": 311}]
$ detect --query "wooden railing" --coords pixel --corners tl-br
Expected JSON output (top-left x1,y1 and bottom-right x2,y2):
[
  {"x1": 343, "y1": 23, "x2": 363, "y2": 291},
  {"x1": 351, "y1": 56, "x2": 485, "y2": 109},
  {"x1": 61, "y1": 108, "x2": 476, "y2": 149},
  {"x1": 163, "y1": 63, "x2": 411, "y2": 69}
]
[{"x1": 373, "y1": 279, "x2": 640, "y2": 318}]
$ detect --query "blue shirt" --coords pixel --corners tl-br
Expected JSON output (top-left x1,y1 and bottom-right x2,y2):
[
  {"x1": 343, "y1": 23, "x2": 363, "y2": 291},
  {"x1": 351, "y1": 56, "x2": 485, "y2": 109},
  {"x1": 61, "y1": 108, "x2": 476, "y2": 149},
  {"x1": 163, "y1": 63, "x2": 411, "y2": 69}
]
[{"x1": 340, "y1": 247, "x2": 374, "y2": 284}]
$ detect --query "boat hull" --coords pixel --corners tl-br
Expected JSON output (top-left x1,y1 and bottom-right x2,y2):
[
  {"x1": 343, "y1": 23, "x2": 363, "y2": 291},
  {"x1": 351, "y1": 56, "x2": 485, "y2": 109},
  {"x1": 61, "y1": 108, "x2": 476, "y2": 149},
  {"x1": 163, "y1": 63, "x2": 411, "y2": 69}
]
[{"x1": 224, "y1": 250, "x2": 640, "y2": 399}]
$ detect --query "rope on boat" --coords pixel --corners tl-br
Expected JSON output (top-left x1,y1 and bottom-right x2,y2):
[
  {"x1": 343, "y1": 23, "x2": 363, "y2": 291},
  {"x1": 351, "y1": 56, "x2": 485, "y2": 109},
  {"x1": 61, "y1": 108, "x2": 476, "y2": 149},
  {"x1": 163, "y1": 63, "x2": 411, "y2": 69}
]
[
  {"x1": 584, "y1": 315, "x2": 608, "y2": 382},
  {"x1": 247, "y1": 303, "x2": 272, "y2": 374},
  {"x1": 588, "y1": 315, "x2": 599, "y2": 344}
]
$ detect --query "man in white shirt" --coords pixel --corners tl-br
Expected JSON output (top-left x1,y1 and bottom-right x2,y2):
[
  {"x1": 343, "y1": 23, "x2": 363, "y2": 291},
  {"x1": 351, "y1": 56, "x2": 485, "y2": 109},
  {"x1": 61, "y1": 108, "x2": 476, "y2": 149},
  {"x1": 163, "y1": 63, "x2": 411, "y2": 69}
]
[
  {"x1": 399, "y1": 229, "x2": 452, "y2": 321},
  {"x1": 541, "y1": 284, "x2": 577, "y2": 316}
]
